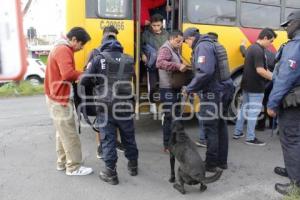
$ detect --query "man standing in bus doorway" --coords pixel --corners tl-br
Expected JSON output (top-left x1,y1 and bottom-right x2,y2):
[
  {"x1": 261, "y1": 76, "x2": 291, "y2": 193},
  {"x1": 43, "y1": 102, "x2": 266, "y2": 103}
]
[
  {"x1": 141, "y1": 14, "x2": 169, "y2": 114},
  {"x1": 45, "y1": 27, "x2": 93, "y2": 176},
  {"x1": 156, "y1": 31, "x2": 190, "y2": 153},
  {"x1": 81, "y1": 34, "x2": 138, "y2": 185},
  {"x1": 86, "y1": 25, "x2": 125, "y2": 160},
  {"x1": 234, "y1": 28, "x2": 276, "y2": 146},
  {"x1": 267, "y1": 11, "x2": 300, "y2": 195},
  {"x1": 182, "y1": 28, "x2": 234, "y2": 172}
]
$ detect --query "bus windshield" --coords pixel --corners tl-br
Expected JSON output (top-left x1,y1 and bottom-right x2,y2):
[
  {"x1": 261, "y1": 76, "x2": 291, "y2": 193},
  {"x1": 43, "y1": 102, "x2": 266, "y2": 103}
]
[{"x1": 85, "y1": 0, "x2": 132, "y2": 19}]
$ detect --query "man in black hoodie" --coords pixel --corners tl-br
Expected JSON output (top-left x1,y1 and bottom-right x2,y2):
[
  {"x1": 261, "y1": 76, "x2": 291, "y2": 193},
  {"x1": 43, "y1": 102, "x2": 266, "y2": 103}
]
[{"x1": 81, "y1": 35, "x2": 139, "y2": 185}]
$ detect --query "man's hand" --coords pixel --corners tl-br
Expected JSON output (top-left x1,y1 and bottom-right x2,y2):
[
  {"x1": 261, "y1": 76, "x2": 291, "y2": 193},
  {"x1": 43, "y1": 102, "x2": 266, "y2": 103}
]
[
  {"x1": 267, "y1": 108, "x2": 277, "y2": 117},
  {"x1": 179, "y1": 64, "x2": 189, "y2": 72},
  {"x1": 181, "y1": 86, "x2": 189, "y2": 97},
  {"x1": 141, "y1": 54, "x2": 148, "y2": 64}
]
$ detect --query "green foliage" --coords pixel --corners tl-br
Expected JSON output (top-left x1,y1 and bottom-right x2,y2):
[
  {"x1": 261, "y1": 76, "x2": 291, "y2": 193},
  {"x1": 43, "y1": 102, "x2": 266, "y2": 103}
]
[{"x1": 0, "y1": 81, "x2": 44, "y2": 97}]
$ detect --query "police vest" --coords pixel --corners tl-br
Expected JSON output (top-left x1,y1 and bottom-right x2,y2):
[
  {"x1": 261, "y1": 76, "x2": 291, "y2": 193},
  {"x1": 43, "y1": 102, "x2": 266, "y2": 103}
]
[
  {"x1": 95, "y1": 52, "x2": 135, "y2": 104},
  {"x1": 196, "y1": 38, "x2": 231, "y2": 82}
]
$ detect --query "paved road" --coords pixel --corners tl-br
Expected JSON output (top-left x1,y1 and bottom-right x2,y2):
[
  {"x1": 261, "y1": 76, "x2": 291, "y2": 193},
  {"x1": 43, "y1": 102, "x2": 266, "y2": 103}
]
[{"x1": 0, "y1": 96, "x2": 286, "y2": 200}]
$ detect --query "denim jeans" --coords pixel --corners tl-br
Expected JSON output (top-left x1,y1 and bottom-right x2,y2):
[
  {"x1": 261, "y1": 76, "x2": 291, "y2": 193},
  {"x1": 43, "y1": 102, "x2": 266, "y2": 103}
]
[
  {"x1": 235, "y1": 91, "x2": 264, "y2": 141},
  {"x1": 160, "y1": 88, "x2": 181, "y2": 148}
]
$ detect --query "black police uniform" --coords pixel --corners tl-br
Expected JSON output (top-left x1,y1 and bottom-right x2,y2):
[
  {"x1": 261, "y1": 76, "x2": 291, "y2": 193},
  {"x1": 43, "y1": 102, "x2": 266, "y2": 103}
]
[
  {"x1": 268, "y1": 32, "x2": 300, "y2": 188},
  {"x1": 184, "y1": 29, "x2": 234, "y2": 170},
  {"x1": 81, "y1": 38, "x2": 138, "y2": 183}
]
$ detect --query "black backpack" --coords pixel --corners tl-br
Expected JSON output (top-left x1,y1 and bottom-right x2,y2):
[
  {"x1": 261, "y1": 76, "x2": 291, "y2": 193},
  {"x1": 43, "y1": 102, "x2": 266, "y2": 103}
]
[{"x1": 73, "y1": 81, "x2": 98, "y2": 133}]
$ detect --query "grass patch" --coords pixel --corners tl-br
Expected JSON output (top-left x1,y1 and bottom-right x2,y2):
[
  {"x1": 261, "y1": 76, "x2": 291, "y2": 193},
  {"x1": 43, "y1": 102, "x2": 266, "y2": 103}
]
[
  {"x1": 0, "y1": 81, "x2": 44, "y2": 97},
  {"x1": 283, "y1": 186, "x2": 300, "y2": 200}
]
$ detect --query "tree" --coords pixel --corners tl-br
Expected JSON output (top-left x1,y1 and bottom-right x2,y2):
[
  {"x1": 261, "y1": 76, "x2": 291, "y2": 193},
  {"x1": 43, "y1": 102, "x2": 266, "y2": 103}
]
[{"x1": 23, "y1": 0, "x2": 33, "y2": 16}]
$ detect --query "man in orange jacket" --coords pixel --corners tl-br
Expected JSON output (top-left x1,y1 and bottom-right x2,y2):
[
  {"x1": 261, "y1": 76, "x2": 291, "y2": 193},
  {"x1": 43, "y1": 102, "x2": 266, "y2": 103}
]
[{"x1": 45, "y1": 27, "x2": 93, "y2": 176}]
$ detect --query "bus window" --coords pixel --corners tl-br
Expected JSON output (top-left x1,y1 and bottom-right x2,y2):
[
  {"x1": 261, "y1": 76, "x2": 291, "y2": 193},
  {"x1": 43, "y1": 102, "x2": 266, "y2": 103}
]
[
  {"x1": 286, "y1": 0, "x2": 300, "y2": 8},
  {"x1": 241, "y1": 3, "x2": 280, "y2": 29},
  {"x1": 85, "y1": 0, "x2": 132, "y2": 19},
  {"x1": 242, "y1": 0, "x2": 280, "y2": 5},
  {"x1": 185, "y1": 0, "x2": 236, "y2": 26}
]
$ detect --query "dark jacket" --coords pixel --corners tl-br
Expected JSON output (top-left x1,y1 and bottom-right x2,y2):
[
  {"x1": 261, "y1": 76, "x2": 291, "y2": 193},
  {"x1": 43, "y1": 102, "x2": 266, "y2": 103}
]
[
  {"x1": 268, "y1": 32, "x2": 300, "y2": 111},
  {"x1": 141, "y1": 29, "x2": 169, "y2": 51},
  {"x1": 186, "y1": 35, "x2": 220, "y2": 93},
  {"x1": 142, "y1": 44, "x2": 157, "y2": 71},
  {"x1": 81, "y1": 39, "x2": 124, "y2": 88}
]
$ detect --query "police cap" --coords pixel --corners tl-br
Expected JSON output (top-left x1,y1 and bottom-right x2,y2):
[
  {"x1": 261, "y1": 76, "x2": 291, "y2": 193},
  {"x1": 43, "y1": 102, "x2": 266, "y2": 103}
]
[
  {"x1": 183, "y1": 28, "x2": 200, "y2": 40},
  {"x1": 103, "y1": 25, "x2": 119, "y2": 35},
  {"x1": 281, "y1": 10, "x2": 300, "y2": 27}
]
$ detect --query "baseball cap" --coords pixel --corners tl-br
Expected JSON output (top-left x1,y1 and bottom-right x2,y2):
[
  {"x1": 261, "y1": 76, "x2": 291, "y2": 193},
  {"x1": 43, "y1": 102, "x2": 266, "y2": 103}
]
[
  {"x1": 183, "y1": 28, "x2": 200, "y2": 40},
  {"x1": 103, "y1": 25, "x2": 119, "y2": 35},
  {"x1": 281, "y1": 10, "x2": 300, "y2": 27}
]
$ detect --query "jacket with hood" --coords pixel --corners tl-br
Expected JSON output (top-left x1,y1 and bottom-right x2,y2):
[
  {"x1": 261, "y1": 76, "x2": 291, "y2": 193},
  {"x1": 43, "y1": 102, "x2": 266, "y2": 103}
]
[
  {"x1": 44, "y1": 37, "x2": 82, "y2": 105},
  {"x1": 81, "y1": 38, "x2": 134, "y2": 104}
]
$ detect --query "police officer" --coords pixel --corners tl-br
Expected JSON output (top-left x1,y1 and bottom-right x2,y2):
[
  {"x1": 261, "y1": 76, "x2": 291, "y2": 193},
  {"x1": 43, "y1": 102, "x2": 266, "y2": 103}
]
[
  {"x1": 267, "y1": 11, "x2": 300, "y2": 195},
  {"x1": 81, "y1": 34, "x2": 138, "y2": 185},
  {"x1": 182, "y1": 28, "x2": 234, "y2": 172}
]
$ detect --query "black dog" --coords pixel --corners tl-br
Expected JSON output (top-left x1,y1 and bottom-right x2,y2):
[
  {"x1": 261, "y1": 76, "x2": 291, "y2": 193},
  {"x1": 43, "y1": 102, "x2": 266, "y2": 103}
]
[{"x1": 169, "y1": 121, "x2": 223, "y2": 194}]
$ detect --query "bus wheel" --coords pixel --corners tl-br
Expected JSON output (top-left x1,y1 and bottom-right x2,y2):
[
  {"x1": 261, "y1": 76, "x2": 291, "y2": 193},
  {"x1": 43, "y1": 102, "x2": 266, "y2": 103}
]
[{"x1": 228, "y1": 74, "x2": 243, "y2": 123}]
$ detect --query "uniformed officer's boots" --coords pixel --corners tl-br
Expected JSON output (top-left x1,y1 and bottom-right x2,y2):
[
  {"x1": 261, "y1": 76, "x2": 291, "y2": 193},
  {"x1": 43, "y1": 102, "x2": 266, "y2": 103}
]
[
  {"x1": 99, "y1": 167, "x2": 119, "y2": 185},
  {"x1": 128, "y1": 160, "x2": 138, "y2": 176}
]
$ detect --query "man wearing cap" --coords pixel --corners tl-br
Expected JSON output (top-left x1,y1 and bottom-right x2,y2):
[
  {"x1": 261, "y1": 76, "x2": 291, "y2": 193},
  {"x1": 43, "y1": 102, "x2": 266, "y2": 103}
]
[
  {"x1": 182, "y1": 28, "x2": 234, "y2": 172},
  {"x1": 267, "y1": 11, "x2": 300, "y2": 195}
]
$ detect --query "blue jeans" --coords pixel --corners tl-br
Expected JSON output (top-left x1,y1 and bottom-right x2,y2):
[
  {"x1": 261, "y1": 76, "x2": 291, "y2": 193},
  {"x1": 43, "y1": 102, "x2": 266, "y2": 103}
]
[{"x1": 235, "y1": 91, "x2": 264, "y2": 141}]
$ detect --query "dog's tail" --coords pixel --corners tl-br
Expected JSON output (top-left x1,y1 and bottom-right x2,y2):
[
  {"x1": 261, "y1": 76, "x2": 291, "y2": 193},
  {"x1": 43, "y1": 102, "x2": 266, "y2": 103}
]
[{"x1": 203, "y1": 169, "x2": 223, "y2": 184}]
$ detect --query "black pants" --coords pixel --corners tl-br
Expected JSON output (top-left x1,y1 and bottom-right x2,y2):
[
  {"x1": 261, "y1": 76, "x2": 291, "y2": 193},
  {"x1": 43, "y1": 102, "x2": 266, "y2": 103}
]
[
  {"x1": 279, "y1": 106, "x2": 300, "y2": 186},
  {"x1": 160, "y1": 88, "x2": 181, "y2": 148},
  {"x1": 147, "y1": 70, "x2": 159, "y2": 103},
  {"x1": 257, "y1": 82, "x2": 275, "y2": 129},
  {"x1": 96, "y1": 112, "x2": 139, "y2": 169},
  {"x1": 198, "y1": 92, "x2": 229, "y2": 167}
]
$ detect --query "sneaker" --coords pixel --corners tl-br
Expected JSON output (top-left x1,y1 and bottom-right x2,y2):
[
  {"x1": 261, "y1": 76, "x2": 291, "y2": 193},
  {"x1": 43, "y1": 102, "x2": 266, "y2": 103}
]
[
  {"x1": 128, "y1": 160, "x2": 138, "y2": 176},
  {"x1": 66, "y1": 166, "x2": 93, "y2": 176},
  {"x1": 96, "y1": 144, "x2": 103, "y2": 159},
  {"x1": 116, "y1": 141, "x2": 125, "y2": 153},
  {"x1": 56, "y1": 165, "x2": 66, "y2": 171},
  {"x1": 149, "y1": 103, "x2": 157, "y2": 114},
  {"x1": 99, "y1": 167, "x2": 119, "y2": 185},
  {"x1": 233, "y1": 132, "x2": 245, "y2": 139},
  {"x1": 245, "y1": 138, "x2": 266, "y2": 146},
  {"x1": 195, "y1": 140, "x2": 207, "y2": 148}
]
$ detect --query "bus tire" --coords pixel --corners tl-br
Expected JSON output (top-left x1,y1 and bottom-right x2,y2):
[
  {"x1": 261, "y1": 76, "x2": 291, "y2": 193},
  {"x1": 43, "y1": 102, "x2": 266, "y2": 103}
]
[{"x1": 227, "y1": 74, "x2": 243, "y2": 122}]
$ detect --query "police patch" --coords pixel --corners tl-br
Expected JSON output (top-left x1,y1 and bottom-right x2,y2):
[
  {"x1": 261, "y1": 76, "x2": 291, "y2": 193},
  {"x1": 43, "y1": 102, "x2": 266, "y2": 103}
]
[
  {"x1": 288, "y1": 59, "x2": 297, "y2": 70},
  {"x1": 197, "y1": 56, "x2": 206, "y2": 64}
]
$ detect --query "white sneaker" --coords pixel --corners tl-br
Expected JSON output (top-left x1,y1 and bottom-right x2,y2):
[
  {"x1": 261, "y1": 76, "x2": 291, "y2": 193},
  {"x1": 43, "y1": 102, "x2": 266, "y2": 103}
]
[
  {"x1": 150, "y1": 103, "x2": 157, "y2": 114},
  {"x1": 66, "y1": 166, "x2": 93, "y2": 176}
]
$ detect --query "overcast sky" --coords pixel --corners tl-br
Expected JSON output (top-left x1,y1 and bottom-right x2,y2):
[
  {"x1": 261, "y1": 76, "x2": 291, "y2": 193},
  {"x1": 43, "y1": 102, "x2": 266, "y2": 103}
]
[{"x1": 22, "y1": 0, "x2": 65, "y2": 36}]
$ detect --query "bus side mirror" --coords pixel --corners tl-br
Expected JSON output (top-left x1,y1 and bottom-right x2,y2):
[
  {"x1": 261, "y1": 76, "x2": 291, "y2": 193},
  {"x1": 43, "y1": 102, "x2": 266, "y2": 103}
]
[{"x1": 0, "y1": 0, "x2": 27, "y2": 81}]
